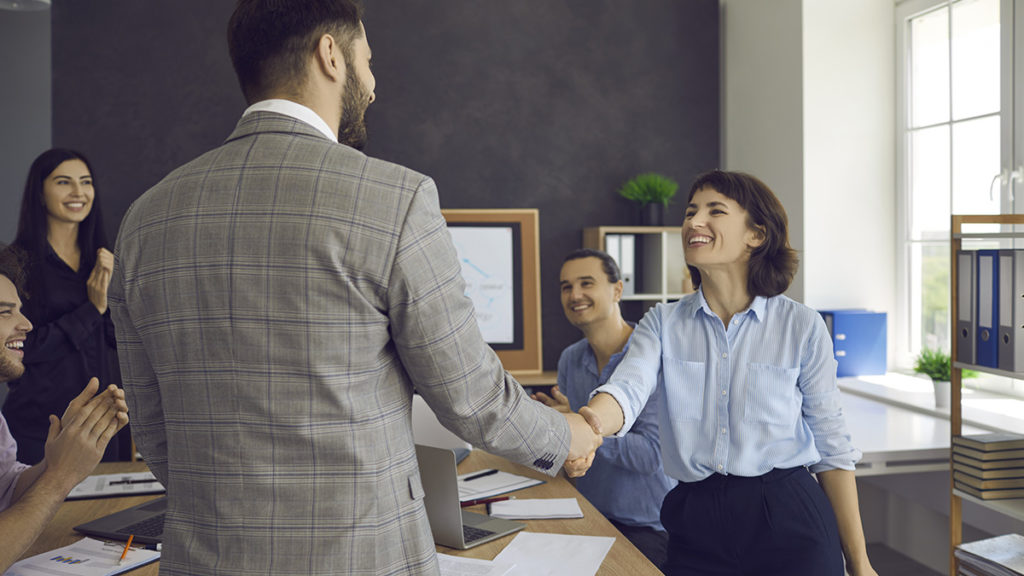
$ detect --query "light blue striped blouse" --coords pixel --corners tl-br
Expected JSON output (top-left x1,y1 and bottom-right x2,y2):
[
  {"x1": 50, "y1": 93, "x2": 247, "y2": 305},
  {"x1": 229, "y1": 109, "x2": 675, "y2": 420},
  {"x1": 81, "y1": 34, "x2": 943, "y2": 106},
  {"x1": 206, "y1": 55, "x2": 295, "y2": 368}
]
[{"x1": 594, "y1": 289, "x2": 861, "y2": 482}]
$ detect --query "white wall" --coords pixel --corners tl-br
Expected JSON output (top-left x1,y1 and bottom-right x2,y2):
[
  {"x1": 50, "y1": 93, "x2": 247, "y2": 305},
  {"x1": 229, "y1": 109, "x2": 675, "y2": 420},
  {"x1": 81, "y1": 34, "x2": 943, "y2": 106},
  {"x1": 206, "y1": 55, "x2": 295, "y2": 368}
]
[
  {"x1": 802, "y1": 0, "x2": 895, "y2": 319},
  {"x1": 721, "y1": 0, "x2": 896, "y2": 346},
  {"x1": 0, "y1": 9, "x2": 51, "y2": 244},
  {"x1": 721, "y1": 0, "x2": 805, "y2": 302}
]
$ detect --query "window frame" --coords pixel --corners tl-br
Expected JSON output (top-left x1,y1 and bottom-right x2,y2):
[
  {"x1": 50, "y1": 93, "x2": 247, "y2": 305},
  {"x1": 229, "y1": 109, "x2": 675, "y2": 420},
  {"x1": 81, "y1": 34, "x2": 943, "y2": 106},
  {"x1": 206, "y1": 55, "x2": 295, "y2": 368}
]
[{"x1": 895, "y1": 0, "x2": 1024, "y2": 399}]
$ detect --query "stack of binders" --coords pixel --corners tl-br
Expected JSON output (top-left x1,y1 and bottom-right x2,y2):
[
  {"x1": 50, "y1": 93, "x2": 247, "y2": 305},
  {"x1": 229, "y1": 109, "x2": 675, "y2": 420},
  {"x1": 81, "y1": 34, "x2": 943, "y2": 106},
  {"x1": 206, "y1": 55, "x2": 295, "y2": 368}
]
[{"x1": 953, "y1": 433, "x2": 1024, "y2": 500}]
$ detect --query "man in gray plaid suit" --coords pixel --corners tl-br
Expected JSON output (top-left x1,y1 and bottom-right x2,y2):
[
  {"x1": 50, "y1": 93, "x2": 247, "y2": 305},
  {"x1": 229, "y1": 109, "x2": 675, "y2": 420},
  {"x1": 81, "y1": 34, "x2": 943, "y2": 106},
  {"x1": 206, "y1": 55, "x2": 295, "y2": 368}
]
[{"x1": 109, "y1": 1, "x2": 601, "y2": 574}]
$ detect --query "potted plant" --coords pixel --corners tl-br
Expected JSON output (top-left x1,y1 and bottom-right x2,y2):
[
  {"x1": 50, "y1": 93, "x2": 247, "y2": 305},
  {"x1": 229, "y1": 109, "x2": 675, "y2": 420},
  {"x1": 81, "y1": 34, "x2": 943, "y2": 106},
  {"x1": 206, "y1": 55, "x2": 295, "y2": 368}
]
[
  {"x1": 913, "y1": 347, "x2": 974, "y2": 409},
  {"x1": 618, "y1": 173, "x2": 679, "y2": 226}
]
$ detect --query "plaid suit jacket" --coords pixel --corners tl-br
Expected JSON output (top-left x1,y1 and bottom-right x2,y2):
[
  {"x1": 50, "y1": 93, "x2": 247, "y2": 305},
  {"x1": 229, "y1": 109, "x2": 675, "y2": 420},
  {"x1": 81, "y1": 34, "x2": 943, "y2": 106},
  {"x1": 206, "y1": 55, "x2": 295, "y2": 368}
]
[{"x1": 109, "y1": 112, "x2": 571, "y2": 575}]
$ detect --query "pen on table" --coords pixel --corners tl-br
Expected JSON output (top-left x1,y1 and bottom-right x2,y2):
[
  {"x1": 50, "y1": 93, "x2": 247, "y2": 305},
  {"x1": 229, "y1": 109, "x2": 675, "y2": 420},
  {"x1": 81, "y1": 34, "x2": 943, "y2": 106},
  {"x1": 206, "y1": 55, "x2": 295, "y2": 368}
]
[
  {"x1": 118, "y1": 534, "x2": 134, "y2": 566},
  {"x1": 461, "y1": 469, "x2": 498, "y2": 482},
  {"x1": 461, "y1": 495, "x2": 514, "y2": 508}
]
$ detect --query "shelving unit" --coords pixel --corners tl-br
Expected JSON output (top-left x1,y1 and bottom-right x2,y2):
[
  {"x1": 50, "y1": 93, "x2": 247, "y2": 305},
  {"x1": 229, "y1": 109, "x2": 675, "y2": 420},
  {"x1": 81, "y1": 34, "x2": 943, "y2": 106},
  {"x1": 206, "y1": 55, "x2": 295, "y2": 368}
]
[
  {"x1": 949, "y1": 214, "x2": 1024, "y2": 576},
  {"x1": 582, "y1": 226, "x2": 692, "y2": 304}
]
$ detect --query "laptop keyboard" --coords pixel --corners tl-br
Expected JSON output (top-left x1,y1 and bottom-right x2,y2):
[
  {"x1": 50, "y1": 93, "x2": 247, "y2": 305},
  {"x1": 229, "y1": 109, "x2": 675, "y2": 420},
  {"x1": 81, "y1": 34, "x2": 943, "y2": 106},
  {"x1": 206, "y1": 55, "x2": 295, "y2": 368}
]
[
  {"x1": 117, "y1": 513, "x2": 165, "y2": 538},
  {"x1": 463, "y1": 524, "x2": 495, "y2": 544}
]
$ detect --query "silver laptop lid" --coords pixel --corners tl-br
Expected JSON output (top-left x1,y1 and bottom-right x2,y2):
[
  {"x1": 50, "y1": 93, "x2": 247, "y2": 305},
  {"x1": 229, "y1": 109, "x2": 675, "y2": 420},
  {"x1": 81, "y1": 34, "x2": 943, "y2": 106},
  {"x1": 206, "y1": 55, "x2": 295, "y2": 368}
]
[{"x1": 414, "y1": 444, "x2": 524, "y2": 549}]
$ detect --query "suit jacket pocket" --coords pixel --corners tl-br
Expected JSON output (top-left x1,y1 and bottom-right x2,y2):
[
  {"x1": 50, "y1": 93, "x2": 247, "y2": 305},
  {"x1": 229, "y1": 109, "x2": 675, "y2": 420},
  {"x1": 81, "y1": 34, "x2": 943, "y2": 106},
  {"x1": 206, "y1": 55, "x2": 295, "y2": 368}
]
[
  {"x1": 408, "y1": 473, "x2": 425, "y2": 501},
  {"x1": 662, "y1": 357, "x2": 705, "y2": 422},
  {"x1": 743, "y1": 363, "x2": 800, "y2": 426}
]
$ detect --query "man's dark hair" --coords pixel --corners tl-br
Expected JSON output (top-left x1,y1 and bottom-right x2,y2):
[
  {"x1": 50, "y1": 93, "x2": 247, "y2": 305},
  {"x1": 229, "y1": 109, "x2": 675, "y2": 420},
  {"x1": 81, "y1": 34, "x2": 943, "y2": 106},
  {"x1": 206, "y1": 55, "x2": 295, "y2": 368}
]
[
  {"x1": 0, "y1": 245, "x2": 28, "y2": 299},
  {"x1": 685, "y1": 170, "x2": 799, "y2": 298},
  {"x1": 14, "y1": 148, "x2": 108, "y2": 277},
  {"x1": 228, "y1": 0, "x2": 365, "y2": 104},
  {"x1": 563, "y1": 248, "x2": 622, "y2": 284}
]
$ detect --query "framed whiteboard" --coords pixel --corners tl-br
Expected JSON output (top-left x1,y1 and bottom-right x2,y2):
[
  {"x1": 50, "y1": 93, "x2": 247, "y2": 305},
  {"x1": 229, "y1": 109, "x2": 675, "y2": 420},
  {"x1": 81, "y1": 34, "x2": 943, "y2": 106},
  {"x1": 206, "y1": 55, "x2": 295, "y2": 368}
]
[{"x1": 442, "y1": 209, "x2": 542, "y2": 374}]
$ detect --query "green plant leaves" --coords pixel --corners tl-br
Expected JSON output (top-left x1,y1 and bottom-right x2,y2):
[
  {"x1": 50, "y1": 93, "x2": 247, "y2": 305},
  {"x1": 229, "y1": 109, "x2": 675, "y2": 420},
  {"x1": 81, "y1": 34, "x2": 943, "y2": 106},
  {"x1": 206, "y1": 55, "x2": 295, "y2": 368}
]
[{"x1": 618, "y1": 173, "x2": 679, "y2": 206}]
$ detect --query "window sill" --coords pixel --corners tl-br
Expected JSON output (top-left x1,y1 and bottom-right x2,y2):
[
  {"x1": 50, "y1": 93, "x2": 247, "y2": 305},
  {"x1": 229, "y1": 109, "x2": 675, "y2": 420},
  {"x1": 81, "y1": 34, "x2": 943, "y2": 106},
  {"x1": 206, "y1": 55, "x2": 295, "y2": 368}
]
[{"x1": 838, "y1": 373, "x2": 1024, "y2": 436}]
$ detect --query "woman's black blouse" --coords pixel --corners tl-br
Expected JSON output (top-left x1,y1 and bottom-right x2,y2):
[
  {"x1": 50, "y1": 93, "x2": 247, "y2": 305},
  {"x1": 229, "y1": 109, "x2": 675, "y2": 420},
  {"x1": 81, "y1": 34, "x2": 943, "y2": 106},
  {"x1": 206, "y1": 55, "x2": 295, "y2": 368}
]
[{"x1": 1, "y1": 246, "x2": 127, "y2": 463}]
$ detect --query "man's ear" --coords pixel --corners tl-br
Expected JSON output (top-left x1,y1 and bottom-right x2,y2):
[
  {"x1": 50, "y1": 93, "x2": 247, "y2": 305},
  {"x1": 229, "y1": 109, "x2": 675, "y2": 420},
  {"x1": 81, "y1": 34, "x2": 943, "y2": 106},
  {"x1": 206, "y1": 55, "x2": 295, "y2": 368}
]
[
  {"x1": 315, "y1": 33, "x2": 345, "y2": 83},
  {"x1": 613, "y1": 280, "x2": 623, "y2": 302}
]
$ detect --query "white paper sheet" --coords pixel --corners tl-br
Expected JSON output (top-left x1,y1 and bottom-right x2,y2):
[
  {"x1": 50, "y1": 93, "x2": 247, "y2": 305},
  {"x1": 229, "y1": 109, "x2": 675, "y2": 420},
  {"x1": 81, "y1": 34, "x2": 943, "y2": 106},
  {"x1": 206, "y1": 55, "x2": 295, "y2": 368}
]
[
  {"x1": 3, "y1": 537, "x2": 160, "y2": 576},
  {"x1": 437, "y1": 553, "x2": 515, "y2": 576},
  {"x1": 493, "y1": 532, "x2": 614, "y2": 576},
  {"x1": 488, "y1": 498, "x2": 583, "y2": 519}
]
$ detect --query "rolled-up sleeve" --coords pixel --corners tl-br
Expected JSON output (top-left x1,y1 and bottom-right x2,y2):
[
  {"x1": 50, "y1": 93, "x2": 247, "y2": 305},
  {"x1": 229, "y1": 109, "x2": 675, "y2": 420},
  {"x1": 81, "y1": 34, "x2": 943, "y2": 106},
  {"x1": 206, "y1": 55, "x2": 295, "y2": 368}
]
[
  {"x1": 0, "y1": 416, "x2": 29, "y2": 511},
  {"x1": 594, "y1": 305, "x2": 663, "y2": 437},
  {"x1": 800, "y1": 317, "x2": 861, "y2": 473}
]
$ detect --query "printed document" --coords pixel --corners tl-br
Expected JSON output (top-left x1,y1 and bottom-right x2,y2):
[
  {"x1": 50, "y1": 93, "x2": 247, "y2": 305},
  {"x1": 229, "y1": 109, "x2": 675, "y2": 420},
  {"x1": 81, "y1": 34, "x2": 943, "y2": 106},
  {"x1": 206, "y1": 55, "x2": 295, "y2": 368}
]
[{"x1": 3, "y1": 537, "x2": 159, "y2": 576}]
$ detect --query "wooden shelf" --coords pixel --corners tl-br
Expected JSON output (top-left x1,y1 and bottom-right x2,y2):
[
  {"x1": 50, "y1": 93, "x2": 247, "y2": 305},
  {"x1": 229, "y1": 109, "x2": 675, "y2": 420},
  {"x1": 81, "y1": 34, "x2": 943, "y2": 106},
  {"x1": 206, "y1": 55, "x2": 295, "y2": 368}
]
[
  {"x1": 582, "y1": 226, "x2": 693, "y2": 308},
  {"x1": 948, "y1": 214, "x2": 1024, "y2": 576},
  {"x1": 953, "y1": 489, "x2": 1024, "y2": 524},
  {"x1": 952, "y1": 362, "x2": 1024, "y2": 379}
]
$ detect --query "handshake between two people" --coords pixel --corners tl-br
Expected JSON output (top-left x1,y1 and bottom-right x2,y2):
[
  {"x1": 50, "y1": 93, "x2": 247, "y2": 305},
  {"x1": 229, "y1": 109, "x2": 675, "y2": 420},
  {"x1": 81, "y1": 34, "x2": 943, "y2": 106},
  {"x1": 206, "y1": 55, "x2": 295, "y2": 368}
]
[{"x1": 532, "y1": 386, "x2": 615, "y2": 478}]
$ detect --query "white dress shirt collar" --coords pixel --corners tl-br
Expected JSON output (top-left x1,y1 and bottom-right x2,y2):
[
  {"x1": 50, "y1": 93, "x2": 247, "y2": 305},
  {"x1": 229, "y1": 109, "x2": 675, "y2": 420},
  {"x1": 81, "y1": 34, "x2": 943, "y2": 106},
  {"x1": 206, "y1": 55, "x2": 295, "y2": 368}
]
[{"x1": 242, "y1": 99, "x2": 337, "y2": 142}]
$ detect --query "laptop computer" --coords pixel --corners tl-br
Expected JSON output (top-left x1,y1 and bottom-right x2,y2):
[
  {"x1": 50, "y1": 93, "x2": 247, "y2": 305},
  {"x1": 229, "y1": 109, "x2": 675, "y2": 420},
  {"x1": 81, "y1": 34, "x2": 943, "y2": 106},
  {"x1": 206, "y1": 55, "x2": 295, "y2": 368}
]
[
  {"x1": 415, "y1": 444, "x2": 525, "y2": 549},
  {"x1": 74, "y1": 495, "x2": 166, "y2": 545}
]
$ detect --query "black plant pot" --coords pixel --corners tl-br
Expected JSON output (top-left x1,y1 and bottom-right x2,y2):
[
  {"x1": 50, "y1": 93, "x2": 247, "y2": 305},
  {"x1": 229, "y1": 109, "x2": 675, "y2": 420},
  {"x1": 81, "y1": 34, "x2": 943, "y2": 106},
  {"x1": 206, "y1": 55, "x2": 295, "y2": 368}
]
[{"x1": 640, "y1": 203, "x2": 664, "y2": 226}]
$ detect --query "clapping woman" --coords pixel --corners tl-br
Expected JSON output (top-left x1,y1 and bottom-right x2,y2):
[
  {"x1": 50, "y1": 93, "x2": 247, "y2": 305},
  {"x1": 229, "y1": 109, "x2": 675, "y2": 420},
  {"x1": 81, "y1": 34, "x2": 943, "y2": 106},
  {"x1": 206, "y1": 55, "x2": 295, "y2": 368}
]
[
  {"x1": 578, "y1": 170, "x2": 877, "y2": 575},
  {"x1": 2, "y1": 148, "x2": 129, "y2": 463}
]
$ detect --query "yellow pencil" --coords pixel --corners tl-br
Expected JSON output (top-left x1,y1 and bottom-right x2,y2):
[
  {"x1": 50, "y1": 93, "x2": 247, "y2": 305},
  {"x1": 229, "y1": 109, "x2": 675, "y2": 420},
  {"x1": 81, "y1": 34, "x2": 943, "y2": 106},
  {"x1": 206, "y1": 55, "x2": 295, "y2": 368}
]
[{"x1": 118, "y1": 534, "x2": 134, "y2": 566}]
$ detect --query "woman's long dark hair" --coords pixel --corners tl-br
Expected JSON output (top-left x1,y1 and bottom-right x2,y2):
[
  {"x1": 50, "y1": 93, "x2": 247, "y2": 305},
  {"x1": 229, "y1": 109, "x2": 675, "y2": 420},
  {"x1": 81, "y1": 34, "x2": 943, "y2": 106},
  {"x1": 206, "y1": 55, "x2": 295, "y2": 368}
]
[{"x1": 13, "y1": 148, "x2": 108, "y2": 276}]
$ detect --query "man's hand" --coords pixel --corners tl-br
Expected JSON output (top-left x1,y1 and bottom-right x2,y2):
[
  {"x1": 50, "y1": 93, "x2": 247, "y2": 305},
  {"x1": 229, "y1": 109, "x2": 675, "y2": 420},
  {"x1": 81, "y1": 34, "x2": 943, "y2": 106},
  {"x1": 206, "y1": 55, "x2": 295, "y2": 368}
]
[
  {"x1": 563, "y1": 412, "x2": 601, "y2": 478},
  {"x1": 43, "y1": 378, "x2": 129, "y2": 491},
  {"x1": 530, "y1": 386, "x2": 571, "y2": 413}
]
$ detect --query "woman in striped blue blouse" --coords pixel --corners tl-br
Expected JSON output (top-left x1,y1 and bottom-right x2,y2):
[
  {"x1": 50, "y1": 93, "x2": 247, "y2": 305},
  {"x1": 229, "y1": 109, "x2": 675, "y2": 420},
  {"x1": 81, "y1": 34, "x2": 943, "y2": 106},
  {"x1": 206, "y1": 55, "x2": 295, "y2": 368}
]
[{"x1": 575, "y1": 170, "x2": 877, "y2": 576}]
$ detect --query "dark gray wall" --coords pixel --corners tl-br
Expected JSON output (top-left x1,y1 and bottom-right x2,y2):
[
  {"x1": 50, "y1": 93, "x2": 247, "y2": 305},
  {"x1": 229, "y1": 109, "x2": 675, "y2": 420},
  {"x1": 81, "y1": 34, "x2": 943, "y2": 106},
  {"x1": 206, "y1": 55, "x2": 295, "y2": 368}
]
[
  {"x1": 1, "y1": 9, "x2": 51, "y2": 244},
  {"x1": 0, "y1": 8, "x2": 51, "y2": 408},
  {"x1": 53, "y1": 1, "x2": 718, "y2": 371}
]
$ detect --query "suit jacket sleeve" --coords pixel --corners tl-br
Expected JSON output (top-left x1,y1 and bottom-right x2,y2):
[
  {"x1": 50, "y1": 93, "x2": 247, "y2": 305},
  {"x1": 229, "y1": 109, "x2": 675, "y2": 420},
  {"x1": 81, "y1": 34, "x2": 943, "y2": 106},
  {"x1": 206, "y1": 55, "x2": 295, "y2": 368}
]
[
  {"x1": 109, "y1": 221, "x2": 169, "y2": 485},
  {"x1": 386, "y1": 178, "x2": 571, "y2": 474}
]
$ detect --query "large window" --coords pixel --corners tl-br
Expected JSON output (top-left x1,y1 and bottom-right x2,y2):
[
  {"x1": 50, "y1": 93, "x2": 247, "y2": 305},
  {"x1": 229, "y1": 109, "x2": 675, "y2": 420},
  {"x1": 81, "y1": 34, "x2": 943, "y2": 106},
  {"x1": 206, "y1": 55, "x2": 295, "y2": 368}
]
[{"x1": 898, "y1": 0, "x2": 1000, "y2": 360}]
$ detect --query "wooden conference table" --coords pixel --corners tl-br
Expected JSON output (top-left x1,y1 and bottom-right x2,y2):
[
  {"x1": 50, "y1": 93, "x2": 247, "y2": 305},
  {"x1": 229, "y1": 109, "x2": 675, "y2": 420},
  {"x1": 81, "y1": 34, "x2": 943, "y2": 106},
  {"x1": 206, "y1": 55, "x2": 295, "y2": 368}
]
[{"x1": 21, "y1": 452, "x2": 660, "y2": 575}]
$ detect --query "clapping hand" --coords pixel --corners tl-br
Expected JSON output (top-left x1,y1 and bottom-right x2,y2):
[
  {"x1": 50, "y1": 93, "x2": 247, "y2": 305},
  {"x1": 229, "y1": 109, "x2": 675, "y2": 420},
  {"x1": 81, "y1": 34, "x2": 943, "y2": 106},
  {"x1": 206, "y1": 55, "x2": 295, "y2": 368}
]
[
  {"x1": 531, "y1": 385, "x2": 571, "y2": 413},
  {"x1": 87, "y1": 248, "x2": 114, "y2": 314},
  {"x1": 44, "y1": 378, "x2": 129, "y2": 490}
]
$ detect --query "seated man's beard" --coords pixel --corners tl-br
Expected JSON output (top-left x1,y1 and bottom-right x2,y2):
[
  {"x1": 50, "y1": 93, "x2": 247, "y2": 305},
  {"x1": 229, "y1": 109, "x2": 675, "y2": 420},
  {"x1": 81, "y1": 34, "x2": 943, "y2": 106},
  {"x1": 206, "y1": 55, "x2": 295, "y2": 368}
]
[{"x1": 338, "y1": 73, "x2": 369, "y2": 150}]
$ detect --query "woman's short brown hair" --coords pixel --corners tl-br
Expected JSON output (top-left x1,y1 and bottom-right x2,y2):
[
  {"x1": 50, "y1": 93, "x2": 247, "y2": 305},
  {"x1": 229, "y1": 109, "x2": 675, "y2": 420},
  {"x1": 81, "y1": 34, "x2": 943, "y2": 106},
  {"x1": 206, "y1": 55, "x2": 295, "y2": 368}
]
[{"x1": 685, "y1": 170, "x2": 798, "y2": 298}]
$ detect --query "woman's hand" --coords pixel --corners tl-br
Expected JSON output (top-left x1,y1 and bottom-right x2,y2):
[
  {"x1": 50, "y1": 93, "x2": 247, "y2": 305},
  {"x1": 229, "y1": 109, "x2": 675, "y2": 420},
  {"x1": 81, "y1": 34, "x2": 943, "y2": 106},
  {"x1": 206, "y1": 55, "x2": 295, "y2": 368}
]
[{"x1": 87, "y1": 248, "x2": 114, "y2": 314}]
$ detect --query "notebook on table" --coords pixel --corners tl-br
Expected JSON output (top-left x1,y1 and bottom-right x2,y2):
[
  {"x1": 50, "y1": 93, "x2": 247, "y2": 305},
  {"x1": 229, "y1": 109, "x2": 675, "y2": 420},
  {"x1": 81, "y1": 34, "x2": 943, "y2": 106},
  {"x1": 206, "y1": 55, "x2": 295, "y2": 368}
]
[
  {"x1": 73, "y1": 496, "x2": 166, "y2": 545},
  {"x1": 415, "y1": 444, "x2": 525, "y2": 549}
]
